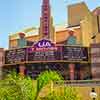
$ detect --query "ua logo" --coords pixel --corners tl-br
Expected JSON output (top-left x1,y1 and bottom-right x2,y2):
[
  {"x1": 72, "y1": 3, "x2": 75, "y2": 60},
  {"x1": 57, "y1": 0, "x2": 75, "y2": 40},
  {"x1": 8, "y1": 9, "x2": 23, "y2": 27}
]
[{"x1": 38, "y1": 41, "x2": 51, "y2": 47}]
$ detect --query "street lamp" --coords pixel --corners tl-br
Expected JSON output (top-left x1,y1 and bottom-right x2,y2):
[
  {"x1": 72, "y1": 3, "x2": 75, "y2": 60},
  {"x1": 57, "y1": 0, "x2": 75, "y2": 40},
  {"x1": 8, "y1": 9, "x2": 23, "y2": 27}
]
[{"x1": 90, "y1": 88, "x2": 97, "y2": 100}]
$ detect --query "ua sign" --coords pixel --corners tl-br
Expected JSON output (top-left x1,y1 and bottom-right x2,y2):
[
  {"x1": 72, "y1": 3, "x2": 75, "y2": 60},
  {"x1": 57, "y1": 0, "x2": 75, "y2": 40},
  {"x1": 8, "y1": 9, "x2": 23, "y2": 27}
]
[{"x1": 34, "y1": 39, "x2": 55, "y2": 48}]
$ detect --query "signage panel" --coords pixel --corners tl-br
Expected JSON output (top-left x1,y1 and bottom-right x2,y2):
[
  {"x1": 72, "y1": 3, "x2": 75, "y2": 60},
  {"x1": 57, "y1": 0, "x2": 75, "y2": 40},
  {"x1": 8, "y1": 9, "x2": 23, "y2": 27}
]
[
  {"x1": 91, "y1": 44, "x2": 100, "y2": 63},
  {"x1": 27, "y1": 46, "x2": 61, "y2": 61},
  {"x1": 90, "y1": 43, "x2": 100, "y2": 79},
  {"x1": 63, "y1": 46, "x2": 88, "y2": 61},
  {"x1": 5, "y1": 48, "x2": 26, "y2": 64}
]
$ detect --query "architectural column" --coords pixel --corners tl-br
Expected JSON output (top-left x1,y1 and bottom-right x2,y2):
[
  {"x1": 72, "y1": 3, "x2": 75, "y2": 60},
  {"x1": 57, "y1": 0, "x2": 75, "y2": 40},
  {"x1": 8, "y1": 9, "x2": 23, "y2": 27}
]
[
  {"x1": 19, "y1": 64, "x2": 25, "y2": 76},
  {"x1": 69, "y1": 64, "x2": 75, "y2": 80},
  {"x1": 78, "y1": 64, "x2": 84, "y2": 80},
  {"x1": 79, "y1": 69, "x2": 84, "y2": 80},
  {"x1": 91, "y1": 44, "x2": 100, "y2": 80},
  {"x1": 91, "y1": 67, "x2": 100, "y2": 80},
  {"x1": 0, "y1": 48, "x2": 4, "y2": 80}
]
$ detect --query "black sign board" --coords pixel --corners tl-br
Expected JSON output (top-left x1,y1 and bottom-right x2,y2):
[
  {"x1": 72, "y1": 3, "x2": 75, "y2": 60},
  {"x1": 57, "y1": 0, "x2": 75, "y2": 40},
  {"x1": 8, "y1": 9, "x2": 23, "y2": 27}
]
[
  {"x1": 27, "y1": 46, "x2": 61, "y2": 61},
  {"x1": 5, "y1": 48, "x2": 26, "y2": 64},
  {"x1": 63, "y1": 46, "x2": 88, "y2": 61}
]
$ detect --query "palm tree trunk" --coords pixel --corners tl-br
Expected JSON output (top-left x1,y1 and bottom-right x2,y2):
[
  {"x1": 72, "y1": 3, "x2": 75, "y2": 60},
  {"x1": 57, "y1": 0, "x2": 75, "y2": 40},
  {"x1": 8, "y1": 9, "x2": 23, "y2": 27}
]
[{"x1": 34, "y1": 91, "x2": 39, "y2": 100}]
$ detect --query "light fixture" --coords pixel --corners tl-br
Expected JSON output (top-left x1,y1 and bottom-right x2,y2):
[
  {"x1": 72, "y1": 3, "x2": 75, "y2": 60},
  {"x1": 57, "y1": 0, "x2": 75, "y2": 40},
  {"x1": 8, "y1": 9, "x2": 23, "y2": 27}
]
[{"x1": 90, "y1": 88, "x2": 97, "y2": 100}]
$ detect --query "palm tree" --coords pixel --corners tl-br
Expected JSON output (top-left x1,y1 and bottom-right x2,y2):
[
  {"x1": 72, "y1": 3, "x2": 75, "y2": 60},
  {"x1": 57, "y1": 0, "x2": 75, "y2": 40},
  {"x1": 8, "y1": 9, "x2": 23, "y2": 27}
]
[
  {"x1": 0, "y1": 70, "x2": 83, "y2": 100},
  {"x1": 0, "y1": 70, "x2": 63, "y2": 100},
  {"x1": 34, "y1": 70, "x2": 63, "y2": 100},
  {"x1": 0, "y1": 72, "x2": 35, "y2": 100}
]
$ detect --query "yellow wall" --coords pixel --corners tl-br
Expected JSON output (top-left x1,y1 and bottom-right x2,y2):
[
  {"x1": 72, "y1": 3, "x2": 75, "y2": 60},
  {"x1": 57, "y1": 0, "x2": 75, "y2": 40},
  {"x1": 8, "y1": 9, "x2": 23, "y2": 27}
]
[
  {"x1": 9, "y1": 19, "x2": 99, "y2": 48},
  {"x1": 9, "y1": 39, "x2": 18, "y2": 48},
  {"x1": 55, "y1": 27, "x2": 82, "y2": 44},
  {"x1": 9, "y1": 27, "x2": 83, "y2": 48},
  {"x1": 95, "y1": 15, "x2": 100, "y2": 43},
  {"x1": 54, "y1": 86, "x2": 100, "y2": 100},
  {"x1": 68, "y1": 2, "x2": 90, "y2": 26},
  {"x1": 96, "y1": 34, "x2": 100, "y2": 43},
  {"x1": 80, "y1": 12, "x2": 93, "y2": 47},
  {"x1": 39, "y1": 83, "x2": 100, "y2": 100},
  {"x1": 56, "y1": 30, "x2": 68, "y2": 43},
  {"x1": 26, "y1": 35, "x2": 39, "y2": 42},
  {"x1": 80, "y1": 13, "x2": 100, "y2": 47}
]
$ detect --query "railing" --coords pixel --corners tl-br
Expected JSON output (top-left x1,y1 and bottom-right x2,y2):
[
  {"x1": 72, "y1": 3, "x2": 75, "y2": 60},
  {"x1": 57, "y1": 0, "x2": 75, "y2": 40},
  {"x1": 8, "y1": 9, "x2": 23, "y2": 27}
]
[{"x1": 54, "y1": 80, "x2": 100, "y2": 86}]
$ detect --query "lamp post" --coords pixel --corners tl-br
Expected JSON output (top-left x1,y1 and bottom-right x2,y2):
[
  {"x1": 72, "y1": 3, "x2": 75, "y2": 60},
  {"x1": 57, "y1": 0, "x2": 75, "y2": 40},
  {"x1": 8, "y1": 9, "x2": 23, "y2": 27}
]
[{"x1": 90, "y1": 88, "x2": 97, "y2": 100}]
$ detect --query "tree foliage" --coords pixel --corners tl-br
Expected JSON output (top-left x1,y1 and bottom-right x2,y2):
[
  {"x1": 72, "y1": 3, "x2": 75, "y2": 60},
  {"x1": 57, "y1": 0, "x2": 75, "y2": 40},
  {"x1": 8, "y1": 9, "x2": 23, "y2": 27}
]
[
  {"x1": 0, "y1": 70, "x2": 63, "y2": 100},
  {"x1": 0, "y1": 72, "x2": 36, "y2": 100},
  {"x1": 34, "y1": 70, "x2": 63, "y2": 100},
  {"x1": 0, "y1": 70, "x2": 82, "y2": 100}
]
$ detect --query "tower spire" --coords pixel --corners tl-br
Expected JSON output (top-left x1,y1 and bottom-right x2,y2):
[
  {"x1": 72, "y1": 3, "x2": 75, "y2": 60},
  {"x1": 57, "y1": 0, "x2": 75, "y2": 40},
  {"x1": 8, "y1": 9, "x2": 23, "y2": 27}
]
[
  {"x1": 43, "y1": 0, "x2": 49, "y2": 4},
  {"x1": 39, "y1": 0, "x2": 55, "y2": 41}
]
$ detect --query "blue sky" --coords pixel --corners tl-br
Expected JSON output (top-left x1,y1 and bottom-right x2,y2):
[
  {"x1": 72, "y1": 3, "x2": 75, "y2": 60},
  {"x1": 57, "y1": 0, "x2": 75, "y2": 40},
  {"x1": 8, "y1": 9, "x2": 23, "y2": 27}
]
[{"x1": 0, "y1": 0, "x2": 100, "y2": 48}]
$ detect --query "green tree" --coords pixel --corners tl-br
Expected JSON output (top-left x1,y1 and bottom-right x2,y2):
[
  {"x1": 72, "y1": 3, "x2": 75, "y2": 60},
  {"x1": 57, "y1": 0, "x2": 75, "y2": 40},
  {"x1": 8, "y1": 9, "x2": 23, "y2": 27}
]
[
  {"x1": 0, "y1": 70, "x2": 62, "y2": 100},
  {"x1": 34, "y1": 70, "x2": 63, "y2": 100},
  {"x1": 0, "y1": 72, "x2": 36, "y2": 100},
  {"x1": 0, "y1": 70, "x2": 82, "y2": 100}
]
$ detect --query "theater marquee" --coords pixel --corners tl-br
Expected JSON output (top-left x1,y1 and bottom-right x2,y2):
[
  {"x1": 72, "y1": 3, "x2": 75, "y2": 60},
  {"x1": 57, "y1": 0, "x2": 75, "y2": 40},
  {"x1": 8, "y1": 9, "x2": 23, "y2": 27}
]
[{"x1": 5, "y1": 39, "x2": 89, "y2": 65}]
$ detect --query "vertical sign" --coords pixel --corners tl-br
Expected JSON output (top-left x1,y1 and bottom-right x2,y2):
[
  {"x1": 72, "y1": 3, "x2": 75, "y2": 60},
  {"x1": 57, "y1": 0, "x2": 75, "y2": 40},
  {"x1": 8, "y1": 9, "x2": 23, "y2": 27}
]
[
  {"x1": 5, "y1": 48, "x2": 26, "y2": 64},
  {"x1": 91, "y1": 43, "x2": 100, "y2": 79}
]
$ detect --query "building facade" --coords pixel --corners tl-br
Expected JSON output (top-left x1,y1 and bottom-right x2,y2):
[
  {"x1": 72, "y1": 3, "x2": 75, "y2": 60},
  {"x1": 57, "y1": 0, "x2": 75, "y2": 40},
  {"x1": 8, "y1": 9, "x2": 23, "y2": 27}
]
[{"x1": 3, "y1": 1, "x2": 100, "y2": 80}]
